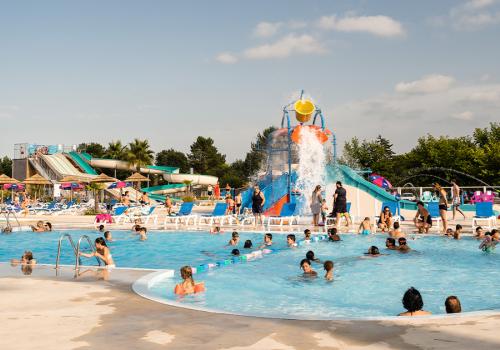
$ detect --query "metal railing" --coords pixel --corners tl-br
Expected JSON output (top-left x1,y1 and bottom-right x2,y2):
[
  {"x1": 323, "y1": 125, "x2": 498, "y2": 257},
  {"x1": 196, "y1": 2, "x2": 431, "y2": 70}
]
[
  {"x1": 55, "y1": 233, "x2": 77, "y2": 269},
  {"x1": 75, "y1": 235, "x2": 101, "y2": 269}
]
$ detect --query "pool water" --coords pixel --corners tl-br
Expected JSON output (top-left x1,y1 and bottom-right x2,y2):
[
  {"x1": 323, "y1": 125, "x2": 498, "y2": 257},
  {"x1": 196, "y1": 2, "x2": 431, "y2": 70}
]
[
  {"x1": 0, "y1": 230, "x2": 267, "y2": 270},
  {"x1": 1, "y1": 230, "x2": 499, "y2": 318}
]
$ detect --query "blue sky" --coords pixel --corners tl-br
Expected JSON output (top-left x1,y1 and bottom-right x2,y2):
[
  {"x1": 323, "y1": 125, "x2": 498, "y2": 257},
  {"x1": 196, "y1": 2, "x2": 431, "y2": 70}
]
[{"x1": 1, "y1": 0, "x2": 499, "y2": 161}]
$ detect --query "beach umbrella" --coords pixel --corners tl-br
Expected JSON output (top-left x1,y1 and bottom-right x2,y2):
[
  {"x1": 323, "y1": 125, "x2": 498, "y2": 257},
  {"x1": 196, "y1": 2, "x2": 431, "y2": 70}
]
[
  {"x1": 59, "y1": 175, "x2": 90, "y2": 183},
  {"x1": 125, "y1": 172, "x2": 150, "y2": 202},
  {"x1": 0, "y1": 174, "x2": 19, "y2": 203},
  {"x1": 369, "y1": 173, "x2": 392, "y2": 189},
  {"x1": 23, "y1": 174, "x2": 52, "y2": 201},
  {"x1": 90, "y1": 173, "x2": 118, "y2": 212},
  {"x1": 107, "y1": 181, "x2": 132, "y2": 189},
  {"x1": 60, "y1": 182, "x2": 84, "y2": 190},
  {"x1": 3, "y1": 183, "x2": 25, "y2": 191}
]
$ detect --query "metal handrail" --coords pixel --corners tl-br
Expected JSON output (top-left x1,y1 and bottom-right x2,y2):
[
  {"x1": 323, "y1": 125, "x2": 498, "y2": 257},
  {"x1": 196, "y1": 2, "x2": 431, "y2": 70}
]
[
  {"x1": 55, "y1": 233, "x2": 77, "y2": 269},
  {"x1": 75, "y1": 235, "x2": 101, "y2": 269}
]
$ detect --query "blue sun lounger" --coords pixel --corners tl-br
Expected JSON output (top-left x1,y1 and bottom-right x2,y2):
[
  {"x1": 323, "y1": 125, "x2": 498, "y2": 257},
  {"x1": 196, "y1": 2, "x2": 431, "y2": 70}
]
[{"x1": 164, "y1": 202, "x2": 197, "y2": 228}]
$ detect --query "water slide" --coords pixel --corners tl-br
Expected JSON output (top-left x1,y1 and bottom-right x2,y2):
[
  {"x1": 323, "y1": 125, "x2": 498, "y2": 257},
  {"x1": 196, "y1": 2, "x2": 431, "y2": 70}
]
[
  {"x1": 79, "y1": 153, "x2": 218, "y2": 187},
  {"x1": 67, "y1": 152, "x2": 98, "y2": 175}
]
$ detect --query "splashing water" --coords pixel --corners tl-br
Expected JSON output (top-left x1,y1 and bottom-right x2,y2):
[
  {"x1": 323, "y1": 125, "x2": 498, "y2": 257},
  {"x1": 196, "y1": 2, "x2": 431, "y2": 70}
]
[{"x1": 295, "y1": 127, "x2": 327, "y2": 215}]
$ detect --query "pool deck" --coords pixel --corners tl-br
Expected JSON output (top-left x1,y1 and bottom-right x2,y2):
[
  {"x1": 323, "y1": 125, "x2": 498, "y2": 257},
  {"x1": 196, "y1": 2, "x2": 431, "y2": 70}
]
[
  {"x1": 2, "y1": 214, "x2": 500, "y2": 349},
  {"x1": 1, "y1": 263, "x2": 499, "y2": 350}
]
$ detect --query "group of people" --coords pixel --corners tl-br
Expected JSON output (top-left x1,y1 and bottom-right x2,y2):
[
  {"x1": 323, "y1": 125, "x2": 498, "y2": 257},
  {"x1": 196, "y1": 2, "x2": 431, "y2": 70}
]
[
  {"x1": 30, "y1": 220, "x2": 52, "y2": 232},
  {"x1": 399, "y1": 287, "x2": 462, "y2": 316}
]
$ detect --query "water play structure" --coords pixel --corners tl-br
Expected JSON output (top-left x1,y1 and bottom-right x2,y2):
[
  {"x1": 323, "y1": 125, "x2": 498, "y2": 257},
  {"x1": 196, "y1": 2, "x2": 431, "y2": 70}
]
[
  {"x1": 11, "y1": 143, "x2": 217, "y2": 202},
  {"x1": 239, "y1": 90, "x2": 407, "y2": 219}
]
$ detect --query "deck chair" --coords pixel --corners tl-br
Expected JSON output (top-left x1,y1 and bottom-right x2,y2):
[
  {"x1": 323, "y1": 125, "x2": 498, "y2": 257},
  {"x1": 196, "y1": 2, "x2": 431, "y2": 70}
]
[
  {"x1": 420, "y1": 191, "x2": 435, "y2": 202},
  {"x1": 470, "y1": 191, "x2": 483, "y2": 204},
  {"x1": 472, "y1": 202, "x2": 497, "y2": 231},
  {"x1": 164, "y1": 202, "x2": 196, "y2": 228},
  {"x1": 427, "y1": 202, "x2": 443, "y2": 231},
  {"x1": 267, "y1": 203, "x2": 298, "y2": 229},
  {"x1": 197, "y1": 203, "x2": 233, "y2": 227}
]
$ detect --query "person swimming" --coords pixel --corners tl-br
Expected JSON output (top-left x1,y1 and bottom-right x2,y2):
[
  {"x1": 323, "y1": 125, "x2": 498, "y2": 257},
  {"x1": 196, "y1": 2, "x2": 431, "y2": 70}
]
[
  {"x1": 453, "y1": 224, "x2": 462, "y2": 240},
  {"x1": 306, "y1": 250, "x2": 321, "y2": 263},
  {"x1": 398, "y1": 287, "x2": 432, "y2": 316},
  {"x1": 287, "y1": 234, "x2": 297, "y2": 247},
  {"x1": 358, "y1": 217, "x2": 372, "y2": 235},
  {"x1": 104, "y1": 231, "x2": 113, "y2": 242},
  {"x1": 389, "y1": 221, "x2": 404, "y2": 239},
  {"x1": 386, "y1": 237, "x2": 397, "y2": 250},
  {"x1": 228, "y1": 232, "x2": 239, "y2": 246},
  {"x1": 445, "y1": 295, "x2": 461, "y2": 314},
  {"x1": 365, "y1": 246, "x2": 381, "y2": 257},
  {"x1": 210, "y1": 226, "x2": 222, "y2": 234},
  {"x1": 98, "y1": 224, "x2": 105, "y2": 232},
  {"x1": 138, "y1": 227, "x2": 147, "y2": 241},
  {"x1": 11, "y1": 250, "x2": 37, "y2": 266},
  {"x1": 475, "y1": 226, "x2": 485, "y2": 240},
  {"x1": 398, "y1": 237, "x2": 411, "y2": 252},
  {"x1": 479, "y1": 231, "x2": 499, "y2": 252},
  {"x1": 259, "y1": 233, "x2": 272, "y2": 249},
  {"x1": 31, "y1": 220, "x2": 45, "y2": 232},
  {"x1": 323, "y1": 260, "x2": 334, "y2": 281},
  {"x1": 79, "y1": 237, "x2": 115, "y2": 267},
  {"x1": 327, "y1": 228, "x2": 341, "y2": 241},
  {"x1": 304, "y1": 229, "x2": 312, "y2": 242},
  {"x1": 231, "y1": 248, "x2": 240, "y2": 256},
  {"x1": 243, "y1": 239, "x2": 253, "y2": 249},
  {"x1": 174, "y1": 266, "x2": 205, "y2": 295},
  {"x1": 300, "y1": 259, "x2": 317, "y2": 277}
]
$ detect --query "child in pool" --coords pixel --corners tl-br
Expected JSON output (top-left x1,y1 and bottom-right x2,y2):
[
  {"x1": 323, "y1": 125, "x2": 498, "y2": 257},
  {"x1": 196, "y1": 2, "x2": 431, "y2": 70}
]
[
  {"x1": 358, "y1": 217, "x2": 373, "y2": 235},
  {"x1": 386, "y1": 237, "x2": 397, "y2": 250},
  {"x1": 243, "y1": 240, "x2": 253, "y2": 249},
  {"x1": 453, "y1": 224, "x2": 462, "y2": 240},
  {"x1": 304, "y1": 229, "x2": 312, "y2": 242},
  {"x1": 327, "y1": 228, "x2": 341, "y2": 241},
  {"x1": 323, "y1": 260, "x2": 334, "y2": 281},
  {"x1": 174, "y1": 266, "x2": 205, "y2": 295},
  {"x1": 139, "y1": 227, "x2": 147, "y2": 241},
  {"x1": 228, "y1": 231, "x2": 239, "y2": 246},
  {"x1": 306, "y1": 250, "x2": 321, "y2": 263},
  {"x1": 210, "y1": 226, "x2": 223, "y2": 234},
  {"x1": 475, "y1": 226, "x2": 485, "y2": 240},
  {"x1": 287, "y1": 234, "x2": 297, "y2": 247},
  {"x1": 389, "y1": 222, "x2": 404, "y2": 239},
  {"x1": 104, "y1": 231, "x2": 113, "y2": 242},
  {"x1": 398, "y1": 237, "x2": 411, "y2": 252},
  {"x1": 231, "y1": 248, "x2": 240, "y2": 256},
  {"x1": 11, "y1": 250, "x2": 37, "y2": 265},
  {"x1": 31, "y1": 221, "x2": 45, "y2": 232},
  {"x1": 300, "y1": 259, "x2": 317, "y2": 277},
  {"x1": 259, "y1": 233, "x2": 273, "y2": 249},
  {"x1": 479, "y1": 230, "x2": 499, "y2": 252}
]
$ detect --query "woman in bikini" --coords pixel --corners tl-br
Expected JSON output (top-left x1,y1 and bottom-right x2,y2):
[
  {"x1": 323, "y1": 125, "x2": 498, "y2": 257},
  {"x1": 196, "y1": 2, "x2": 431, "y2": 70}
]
[
  {"x1": 174, "y1": 266, "x2": 205, "y2": 295},
  {"x1": 79, "y1": 237, "x2": 115, "y2": 268}
]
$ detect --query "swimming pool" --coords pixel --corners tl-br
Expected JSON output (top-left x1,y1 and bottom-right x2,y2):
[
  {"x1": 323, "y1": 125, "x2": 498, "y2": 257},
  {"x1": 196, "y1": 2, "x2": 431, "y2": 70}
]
[{"x1": 2, "y1": 230, "x2": 499, "y2": 319}]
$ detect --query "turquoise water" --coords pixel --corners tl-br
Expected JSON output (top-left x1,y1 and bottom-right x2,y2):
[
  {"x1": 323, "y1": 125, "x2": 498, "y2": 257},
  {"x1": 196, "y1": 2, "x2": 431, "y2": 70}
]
[{"x1": 1, "y1": 230, "x2": 499, "y2": 318}]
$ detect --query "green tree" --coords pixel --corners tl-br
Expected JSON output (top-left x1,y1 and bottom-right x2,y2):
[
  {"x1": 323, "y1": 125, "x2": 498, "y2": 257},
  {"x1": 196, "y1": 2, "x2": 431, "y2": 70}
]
[
  {"x1": 242, "y1": 126, "x2": 276, "y2": 177},
  {"x1": 156, "y1": 149, "x2": 189, "y2": 173},
  {"x1": 0, "y1": 156, "x2": 12, "y2": 176},
  {"x1": 104, "y1": 140, "x2": 127, "y2": 160},
  {"x1": 77, "y1": 142, "x2": 105, "y2": 158},
  {"x1": 188, "y1": 137, "x2": 226, "y2": 177},
  {"x1": 340, "y1": 135, "x2": 395, "y2": 176},
  {"x1": 126, "y1": 139, "x2": 154, "y2": 172}
]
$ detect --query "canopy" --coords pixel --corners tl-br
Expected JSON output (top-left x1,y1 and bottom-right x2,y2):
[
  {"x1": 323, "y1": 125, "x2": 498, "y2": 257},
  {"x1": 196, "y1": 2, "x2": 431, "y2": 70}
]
[
  {"x1": 3, "y1": 183, "x2": 25, "y2": 191},
  {"x1": 59, "y1": 175, "x2": 90, "y2": 183},
  {"x1": 24, "y1": 174, "x2": 51, "y2": 185},
  {"x1": 125, "y1": 172, "x2": 150, "y2": 183},
  {"x1": 60, "y1": 182, "x2": 84, "y2": 190},
  {"x1": 0, "y1": 174, "x2": 19, "y2": 185},
  {"x1": 90, "y1": 173, "x2": 118, "y2": 183}
]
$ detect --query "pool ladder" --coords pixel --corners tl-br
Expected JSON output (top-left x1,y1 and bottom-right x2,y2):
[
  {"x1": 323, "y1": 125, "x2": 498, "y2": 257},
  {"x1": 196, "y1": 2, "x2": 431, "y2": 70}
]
[
  {"x1": 1, "y1": 210, "x2": 20, "y2": 232},
  {"x1": 55, "y1": 233, "x2": 101, "y2": 270}
]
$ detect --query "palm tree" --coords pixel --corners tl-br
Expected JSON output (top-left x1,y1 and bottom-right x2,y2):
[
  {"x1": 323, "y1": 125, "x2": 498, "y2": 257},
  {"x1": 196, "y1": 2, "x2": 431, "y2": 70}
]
[
  {"x1": 86, "y1": 183, "x2": 103, "y2": 212},
  {"x1": 104, "y1": 140, "x2": 128, "y2": 160},
  {"x1": 126, "y1": 139, "x2": 154, "y2": 189}
]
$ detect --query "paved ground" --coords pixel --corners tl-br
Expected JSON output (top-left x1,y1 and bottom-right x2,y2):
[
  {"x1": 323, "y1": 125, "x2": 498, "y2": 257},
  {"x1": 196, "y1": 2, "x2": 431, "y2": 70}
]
[{"x1": 1, "y1": 264, "x2": 499, "y2": 350}]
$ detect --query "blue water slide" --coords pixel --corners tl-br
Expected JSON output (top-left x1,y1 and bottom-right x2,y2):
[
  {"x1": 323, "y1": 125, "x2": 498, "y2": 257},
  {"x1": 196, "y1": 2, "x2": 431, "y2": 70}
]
[{"x1": 240, "y1": 173, "x2": 290, "y2": 211}]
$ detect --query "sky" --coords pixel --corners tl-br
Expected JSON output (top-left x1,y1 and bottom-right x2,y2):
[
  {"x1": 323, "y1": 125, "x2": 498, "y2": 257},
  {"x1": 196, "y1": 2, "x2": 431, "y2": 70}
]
[{"x1": 1, "y1": 0, "x2": 499, "y2": 162}]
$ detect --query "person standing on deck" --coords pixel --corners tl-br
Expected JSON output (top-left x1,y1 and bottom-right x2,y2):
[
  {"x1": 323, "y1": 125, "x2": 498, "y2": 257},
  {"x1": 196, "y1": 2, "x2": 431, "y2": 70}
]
[
  {"x1": 435, "y1": 183, "x2": 449, "y2": 233},
  {"x1": 252, "y1": 185, "x2": 265, "y2": 227},
  {"x1": 331, "y1": 181, "x2": 351, "y2": 230},
  {"x1": 450, "y1": 180, "x2": 466, "y2": 220}
]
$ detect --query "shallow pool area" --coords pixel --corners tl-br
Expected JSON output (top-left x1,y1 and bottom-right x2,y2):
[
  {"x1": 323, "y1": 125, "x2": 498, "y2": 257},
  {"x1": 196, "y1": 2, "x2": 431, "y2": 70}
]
[{"x1": 2, "y1": 230, "x2": 500, "y2": 319}]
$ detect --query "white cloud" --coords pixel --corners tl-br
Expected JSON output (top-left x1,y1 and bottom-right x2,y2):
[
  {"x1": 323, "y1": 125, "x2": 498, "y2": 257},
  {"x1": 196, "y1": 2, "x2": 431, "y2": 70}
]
[
  {"x1": 453, "y1": 111, "x2": 474, "y2": 120},
  {"x1": 317, "y1": 14, "x2": 405, "y2": 37},
  {"x1": 215, "y1": 52, "x2": 238, "y2": 64},
  {"x1": 464, "y1": 0, "x2": 497, "y2": 10},
  {"x1": 395, "y1": 75, "x2": 456, "y2": 94},
  {"x1": 448, "y1": 0, "x2": 500, "y2": 30},
  {"x1": 253, "y1": 21, "x2": 283, "y2": 38},
  {"x1": 287, "y1": 20, "x2": 308, "y2": 29},
  {"x1": 243, "y1": 34, "x2": 327, "y2": 60}
]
